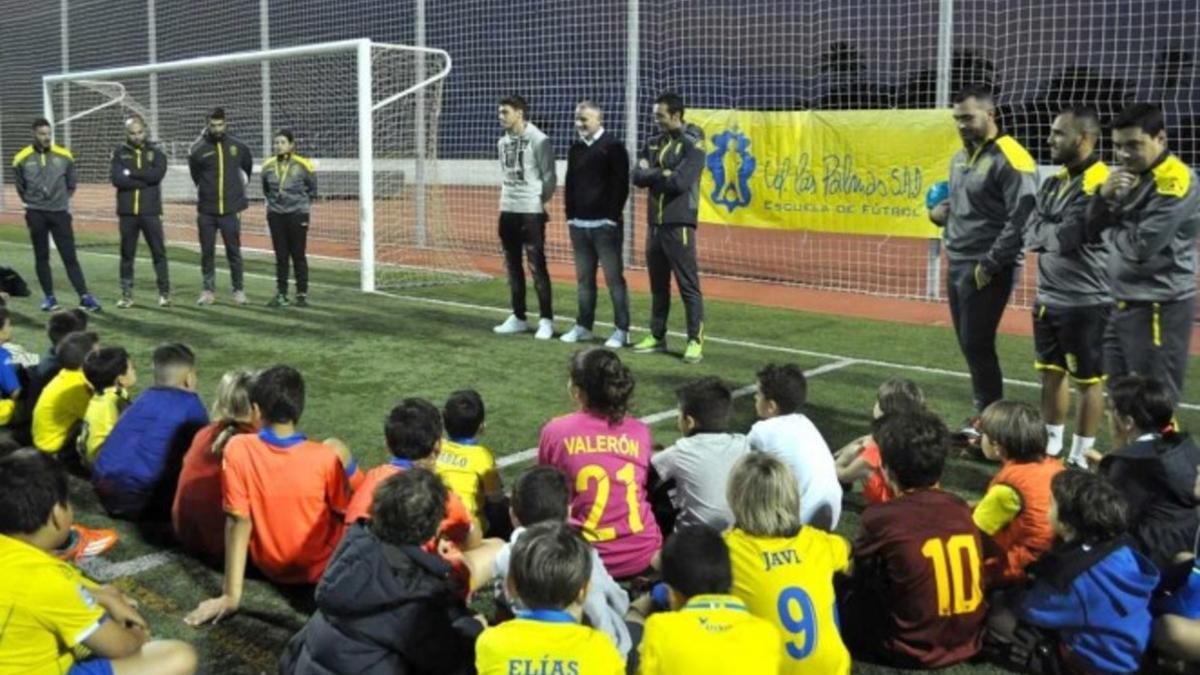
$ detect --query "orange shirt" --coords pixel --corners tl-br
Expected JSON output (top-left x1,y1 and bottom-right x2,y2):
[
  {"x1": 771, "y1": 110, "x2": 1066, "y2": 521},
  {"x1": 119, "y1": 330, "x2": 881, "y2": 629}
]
[
  {"x1": 221, "y1": 429, "x2": 351, "y2": 584},
  {"x1": 344, "y1": 459, "x2": 473, "y2": 546},
  {"x1": 172, "y1": 421, "x2": 253, "y2": 560},
  {"x1": 860, "y1": 440, "x2": 895, "y2": 505}
]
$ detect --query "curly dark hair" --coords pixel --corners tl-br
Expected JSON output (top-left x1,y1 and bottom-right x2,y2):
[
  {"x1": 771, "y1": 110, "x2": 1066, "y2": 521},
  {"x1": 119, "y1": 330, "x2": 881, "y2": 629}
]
[{"x1": 570, "y1": 348, "x2": 634, "y2": 425}]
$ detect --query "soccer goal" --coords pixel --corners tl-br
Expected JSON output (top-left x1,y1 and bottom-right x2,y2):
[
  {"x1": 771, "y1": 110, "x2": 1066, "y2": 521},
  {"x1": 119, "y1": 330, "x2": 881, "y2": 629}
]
[{"x1": 42, "y1": 38, "x2": 484, "y2": 292}]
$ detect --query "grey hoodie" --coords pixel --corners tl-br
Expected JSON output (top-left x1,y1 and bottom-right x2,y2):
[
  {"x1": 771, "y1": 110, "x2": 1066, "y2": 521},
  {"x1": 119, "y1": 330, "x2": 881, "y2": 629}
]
[{"x1": 498, "y1": 122, "x2": 556, "y2": 213}]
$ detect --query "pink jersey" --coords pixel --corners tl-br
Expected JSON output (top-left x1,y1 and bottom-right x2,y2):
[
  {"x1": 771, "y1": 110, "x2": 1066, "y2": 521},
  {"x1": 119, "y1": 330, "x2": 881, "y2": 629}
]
[{"x1": 538, "y1": 411, "x2": 662, "y2": 578}]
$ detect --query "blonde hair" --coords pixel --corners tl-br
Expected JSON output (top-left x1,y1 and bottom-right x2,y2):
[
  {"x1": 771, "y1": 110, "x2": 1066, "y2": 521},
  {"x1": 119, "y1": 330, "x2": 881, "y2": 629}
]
[
  {"x1": 727, "y1": 453, "x2": 802, "y2": 537},
  {"x1": 210, "y1": 370, "x2": 255, "y2": 455}
]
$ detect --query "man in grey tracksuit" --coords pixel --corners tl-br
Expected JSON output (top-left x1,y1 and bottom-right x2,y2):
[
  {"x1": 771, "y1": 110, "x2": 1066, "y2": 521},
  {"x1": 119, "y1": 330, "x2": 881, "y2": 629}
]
[
  {"x1": 631, "y1": 92, "x2": 707, "y2": 364},
  {"x1": 929, "y1": 86, "x2": 1038, "y2": 420},
  {"x1": 11, "y1": 117, "x2": 97, "y2": 311},
  {"x1": 1024, "y1": 107, "x2": 1110, "y2": 467},
  {"x1": 111, "y1": 116, "x2": 170, "y2": 307},
  {"x1": 492, "y1": 94, "x2": 557, "y2": 339},
  {"x1": 1085, "y1": 103, "x2": 1200, "y2": 406}
]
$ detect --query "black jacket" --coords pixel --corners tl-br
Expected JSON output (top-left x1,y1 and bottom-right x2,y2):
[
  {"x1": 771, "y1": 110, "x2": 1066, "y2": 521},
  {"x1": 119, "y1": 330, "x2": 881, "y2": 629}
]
[
  {"x1": 565, "y1": 131, "x2": 629, "y2": 224},
  {"x1": 631, "y1": 124, "x2": 705, "y2": 227},
  {"x1": 110, "y1": 141, "x2": 167, "y2": 217},
  {"x1": 1099, "y1": 432, "x2": 1200, "y2": 570},
  {"x1": 188, "y1": 132, "x2": 253, "y2": 216},
  {"x1": 279, "y1": 524, "x2": 481, "y2": 675}
]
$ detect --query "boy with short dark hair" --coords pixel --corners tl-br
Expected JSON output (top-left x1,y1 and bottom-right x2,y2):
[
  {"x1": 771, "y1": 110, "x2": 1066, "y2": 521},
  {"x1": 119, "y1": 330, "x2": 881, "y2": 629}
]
[
  {"x1": 92, "y1": 343, "x2": 208, "y2": 519},
  {"x1": 78, "y1": 346, "x2": 135, "y2": 465},
  {"x1": 32, "y1": 329, "x2": 99, "y2": 453},
  {"x1": 33, "y1": 307, "x2": 87, "y2": 384},
  {"x1": 280, "y1": 468, "x2": 484, "y2": 674},
  {"x1": 493, "y1": 466, "x2": 632, "y2": 657},
  {"x1": 632, "y1": 525, "x2": 781, "y2": 674},
  {"x1": 747, "y1": 362, "x2": 842, "y2": 530},
  {"x1": 185, "y1": 365, "x2": 358, "y2": 626},
  {"x1": 434, "y1": 389, "x2": 506, "y2": 536},
  {"x1": 0, "y1": 449, "x2": 198, "y2": 675},
  {"x1": 477, "y1": 521, "x2": 624, "y2": 675},
  {"x1": 651, "y1": 377, "x2": 748, "y2": 532},
  {"x1": 840, "y1": 411, "x2": 991, "y2": 668}
]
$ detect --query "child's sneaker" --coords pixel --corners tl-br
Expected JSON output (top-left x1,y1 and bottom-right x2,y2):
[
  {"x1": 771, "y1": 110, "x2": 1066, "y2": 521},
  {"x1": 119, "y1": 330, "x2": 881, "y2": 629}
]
[
  {"x1": 79, "y1": 294, "x2": 102, "y2": 312},
  {"x1": 40, "y1": 295, "x2": 60, "y2": 312},
  {"x1": 55, "y1": 524, "x2": 119, "y2": 561},
  {"x1": 632, "y1": 335, "x2": 667, "y2": 353},
  {"x1": 682, "y1": 339, "x2": 703, "y2": 364},
  {"x1": 233, "y1": 290, "x2": 248, "y2": 306},
  {"x1": 116, "y1": 294, "x2": 134, "y2": 309},
  {"x1": 294, "y1": 293, "x2": 308, "y2": 307},
  {"x1": 196, "y1": 290, "x2": 215, "y2": 306},
  {"x1": 267, "y1": 293, "x2": 289, "y2": 308}
]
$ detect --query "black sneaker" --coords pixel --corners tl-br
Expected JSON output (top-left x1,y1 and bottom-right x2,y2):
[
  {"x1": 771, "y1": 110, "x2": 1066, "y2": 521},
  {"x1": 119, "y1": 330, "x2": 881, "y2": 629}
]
[{"x1": 294, "y1": 293, "x2": 308, "y2": 307}]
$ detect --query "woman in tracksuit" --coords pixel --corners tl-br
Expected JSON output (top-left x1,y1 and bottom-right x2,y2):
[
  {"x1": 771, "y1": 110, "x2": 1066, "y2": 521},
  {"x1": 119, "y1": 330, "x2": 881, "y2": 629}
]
[{"x1": 261, "y1": 129, "x2": 317, "y2": 307}]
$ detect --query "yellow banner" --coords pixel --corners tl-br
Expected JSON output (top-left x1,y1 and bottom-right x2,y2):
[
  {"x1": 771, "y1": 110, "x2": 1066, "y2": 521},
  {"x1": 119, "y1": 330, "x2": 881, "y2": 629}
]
[{"x1": 691, "y1": 108, "x2": 958, "y2": 238}]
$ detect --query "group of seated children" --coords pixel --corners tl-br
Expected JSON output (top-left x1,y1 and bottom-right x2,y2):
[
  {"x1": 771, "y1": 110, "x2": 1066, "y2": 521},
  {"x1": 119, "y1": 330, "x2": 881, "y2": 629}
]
[{"x1": 7, "y1": 305, "x2": 1200, "y2": 674}]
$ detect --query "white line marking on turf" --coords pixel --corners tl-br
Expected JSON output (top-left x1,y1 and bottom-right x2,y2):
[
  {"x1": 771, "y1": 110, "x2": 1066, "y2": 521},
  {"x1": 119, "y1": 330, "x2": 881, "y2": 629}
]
[
  {"x1": 6, "y1": 240, "x2": 1199, "y2": 411},
  {"x1": 74, "y1": 551, "x2": 178, "y2": 582},
  {"x1": 497, "y1": 358, "x2": 858, "y2": 468}
]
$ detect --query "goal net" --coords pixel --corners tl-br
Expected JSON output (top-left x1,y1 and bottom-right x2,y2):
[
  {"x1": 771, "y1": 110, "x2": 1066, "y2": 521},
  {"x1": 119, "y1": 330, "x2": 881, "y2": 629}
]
[{"x1": 42, "y1": 39, "x2": 481, "y2": 292}]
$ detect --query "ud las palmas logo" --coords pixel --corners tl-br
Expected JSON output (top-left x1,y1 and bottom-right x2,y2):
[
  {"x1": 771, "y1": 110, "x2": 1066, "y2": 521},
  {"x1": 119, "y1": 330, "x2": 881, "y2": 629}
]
[{"x1": 706, "y1": 126, "x2": 756, "y2": 213}]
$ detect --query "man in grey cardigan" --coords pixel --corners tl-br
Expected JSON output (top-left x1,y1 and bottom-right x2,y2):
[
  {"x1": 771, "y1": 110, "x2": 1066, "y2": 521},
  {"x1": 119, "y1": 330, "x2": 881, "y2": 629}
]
[{"x1": 493, "y1": 94, "x2": 557, "y2": 339}]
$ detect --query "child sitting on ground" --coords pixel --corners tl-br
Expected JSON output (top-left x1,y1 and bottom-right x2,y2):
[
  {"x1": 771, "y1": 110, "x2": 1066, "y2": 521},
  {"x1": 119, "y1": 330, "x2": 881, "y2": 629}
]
[
  {"x1": 0, "y1": 307, "x2": 23, "y2": 429},
  {"x1": 476, "y1": 521, "x2": 625, "y2": 675},
  {"x1": 185, "y1": 365, "x2": 359, "y2": 626},
  {"x1": 344, "y1": 397, "x2": 503, "y2": 592},
  {"x1": 539, "y1": 348, "x2": 661, "y2": 579},
  {"x1": 494, "y1": 465, "x2": 632, "y2": 657},
  {"x1": 1099, "y1": 375, "x2": 1200, "y2": 571},
  {"x1": 834, "y1": 377, "x2": 926, "y2": 505},
  {"x1": 280, "y1": 469, "x2": 484, "y2": 674},
  {"x1": 32, "y1": 330, "x2": 98, "y2": 454},
  {"x1": 435, "y1": 389, "x2": 509, "y2": 539},
  {"x1": 630, "y1": 524, "x2": 780, "y2": 675},
  {"x1": 974, "y1": 400, "x2": 1064, "y2": 584},
  {"x1": 650, "y1": 376, "x2": 748, "y2": 534},
  {"x1": 724, "y1": 452, "x2": 851, "y2": 674},
  {"x1": 747, "y1": 363, "x2": 842, "y2": 530},
  {"x1": 92, "y1": 343, "x2": 208, "y2": 520},
  {"x1": 0, "y1": 448, "x2": 197, "y2": 675},
  {"x1": 985, "y1": 470, "x2": 1158, "y2": 674},
  {"x1": 840, "y1": 411, "x2": 990, "y2": 669},
  {"x1": 172, "y1": 370, "x2": 256, "y2": 560},
  {"x1": 78, "y1": 346, "x2": 135, "y2": 466}
]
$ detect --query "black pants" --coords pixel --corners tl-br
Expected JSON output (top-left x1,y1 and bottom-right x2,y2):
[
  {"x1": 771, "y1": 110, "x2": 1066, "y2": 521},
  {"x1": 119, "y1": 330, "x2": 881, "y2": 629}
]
[
  {"x1": 646, "y1": 224, "x2": 704, "y2": 341},
  {"x1": 1104, "y1": 296, "x2": 1195, "y2": 406},
  {"x1": 119, "y1": 215, "x2": 170, "y2": 295},
  {"x1": 569, "y1": 225, "x2": 629, "y2": 331},
  {"x1": 197, "y1": 213, "x2": 244, "y2": 292},
  {"x1": 26, "y1": 210, "x2": 88, "y2": 297},
  {"x1": 947, "y1": 262, "x2": 1015, "y2": 413},
  {"x1": 267, "y1": 212, "x2": 310, "y2": 294},
  {"x1": 498, "y1": 212, "x2": 552, "y2": 320}
]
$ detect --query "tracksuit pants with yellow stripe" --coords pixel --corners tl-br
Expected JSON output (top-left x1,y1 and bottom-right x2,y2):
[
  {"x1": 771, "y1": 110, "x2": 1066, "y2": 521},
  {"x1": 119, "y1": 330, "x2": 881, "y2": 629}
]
[
  {"x1": 1104, "y1": 296, "x2": 1195, "y2": 405},
  {"x1": 646, "y1": 223, "x2": 704, "y2": 342}
]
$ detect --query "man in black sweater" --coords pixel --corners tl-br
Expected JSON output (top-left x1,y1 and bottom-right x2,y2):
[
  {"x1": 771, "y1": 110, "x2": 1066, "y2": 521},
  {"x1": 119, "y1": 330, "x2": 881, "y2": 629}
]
[{"x1": 561, "y1": 100, "x2": 631, "y2": 348}]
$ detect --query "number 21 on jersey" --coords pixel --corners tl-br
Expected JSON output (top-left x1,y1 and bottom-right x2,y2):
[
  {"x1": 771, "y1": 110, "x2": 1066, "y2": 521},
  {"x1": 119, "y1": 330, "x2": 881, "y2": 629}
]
[{"x1": 576, "y1": 463, "x2": 645, "y2": 542}]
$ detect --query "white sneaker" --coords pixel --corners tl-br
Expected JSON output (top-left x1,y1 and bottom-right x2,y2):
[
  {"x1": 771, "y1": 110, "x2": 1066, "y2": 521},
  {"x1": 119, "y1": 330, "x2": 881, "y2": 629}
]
[
  {"x1": 604, "y1": 329, "x2": 629, "y2": 349},
  {"x1": 233, "y1": 290, "x2": 248, "y2": 306},
  {"x1": 493, "y1": 314, "x2": 529, "y2": 334},
  {"x1": 560, "y1": 325, "x2": 594, "y2": 343},
  {"x1": 534, "y1": 318, "x2": 555, "y2": 340}
]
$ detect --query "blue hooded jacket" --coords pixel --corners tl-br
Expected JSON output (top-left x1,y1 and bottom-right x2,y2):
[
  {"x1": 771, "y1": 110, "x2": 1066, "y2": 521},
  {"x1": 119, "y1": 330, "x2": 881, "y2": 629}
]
[{"x1": 1018, "y1": 536, "x2": 1159, "y2": 674}]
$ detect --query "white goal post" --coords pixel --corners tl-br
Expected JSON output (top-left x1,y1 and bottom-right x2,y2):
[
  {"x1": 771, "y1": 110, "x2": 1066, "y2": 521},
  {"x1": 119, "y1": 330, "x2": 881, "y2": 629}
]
[{"x1": 42, "y1": 38, "x2": 455, "y2": 293}]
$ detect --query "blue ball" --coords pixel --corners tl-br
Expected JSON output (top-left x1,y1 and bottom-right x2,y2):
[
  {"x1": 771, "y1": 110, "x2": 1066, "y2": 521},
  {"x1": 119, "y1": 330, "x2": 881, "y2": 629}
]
[{"x1": 925, "y1": 180, "x2": 950, "y2": 210}]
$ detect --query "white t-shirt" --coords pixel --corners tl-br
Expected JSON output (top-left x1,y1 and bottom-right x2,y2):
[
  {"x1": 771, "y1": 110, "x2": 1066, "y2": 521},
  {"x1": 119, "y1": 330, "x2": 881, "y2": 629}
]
[
  {"x1": 747, "y1": 413, "x2": 843, "y2": 530},
  {"x1": 651, "y1": 432, "x2": 748, "y2": 532}
]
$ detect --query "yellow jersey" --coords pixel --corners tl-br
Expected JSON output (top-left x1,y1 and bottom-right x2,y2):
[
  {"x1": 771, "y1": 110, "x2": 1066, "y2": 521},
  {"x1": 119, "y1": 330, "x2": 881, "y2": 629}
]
[
  {"x1": 435, "y1": 437, "x2": 500, "y2": 529},
  {"x1": 638, "y1": 593, "x2": 781, "y2": 675},
  {"x1": 0, "y1": 535, "x2": 104, "y2": 674},
  {"x1": 32, "y1": 368, "x2": 91, "y2": 453},
  {"x1": 476, "y1": 611, "x2": 624, "y2": 675},
  {"x1": 725, "y1": 527, "x2": 852, "y2": 675}
]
